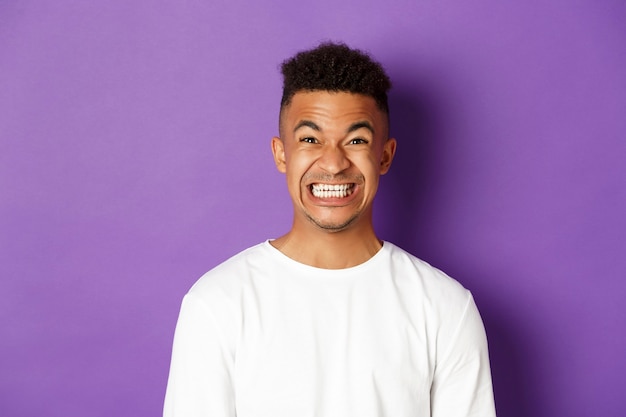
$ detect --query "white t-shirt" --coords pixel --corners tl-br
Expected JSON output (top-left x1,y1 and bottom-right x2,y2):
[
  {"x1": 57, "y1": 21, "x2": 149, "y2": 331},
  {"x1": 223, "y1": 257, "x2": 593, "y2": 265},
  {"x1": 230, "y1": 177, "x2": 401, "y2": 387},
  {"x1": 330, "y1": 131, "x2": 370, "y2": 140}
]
[{"x1": 164, "y1": 241, "x2": 496, "y2": 417}]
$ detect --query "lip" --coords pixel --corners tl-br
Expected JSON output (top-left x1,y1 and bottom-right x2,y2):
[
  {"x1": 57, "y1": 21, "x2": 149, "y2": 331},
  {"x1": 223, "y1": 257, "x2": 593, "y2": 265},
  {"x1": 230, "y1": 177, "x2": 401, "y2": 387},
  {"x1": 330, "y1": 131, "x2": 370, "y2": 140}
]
[
  {"x1": 311, "y1": 182, "x2": 354, "y2": 192},
  {"x1": 307, "y1": 182, "x2": 359, "y2": 205}
]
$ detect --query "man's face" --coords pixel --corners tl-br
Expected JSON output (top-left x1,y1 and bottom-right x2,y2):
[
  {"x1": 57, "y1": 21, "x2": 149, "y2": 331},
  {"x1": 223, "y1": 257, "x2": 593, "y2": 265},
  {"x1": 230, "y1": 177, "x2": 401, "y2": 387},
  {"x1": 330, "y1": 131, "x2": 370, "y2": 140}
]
[{"x1": 272, "y1": 91, "x2": 396, "y2": 233}]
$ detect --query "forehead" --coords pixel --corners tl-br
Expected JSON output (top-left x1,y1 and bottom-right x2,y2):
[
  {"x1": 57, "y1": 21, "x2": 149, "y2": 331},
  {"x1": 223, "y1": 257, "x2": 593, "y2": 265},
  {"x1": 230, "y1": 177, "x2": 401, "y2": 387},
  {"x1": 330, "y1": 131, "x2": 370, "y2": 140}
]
[{"x1": 280, "y1": 91, "x2": 387, "y2": 133}]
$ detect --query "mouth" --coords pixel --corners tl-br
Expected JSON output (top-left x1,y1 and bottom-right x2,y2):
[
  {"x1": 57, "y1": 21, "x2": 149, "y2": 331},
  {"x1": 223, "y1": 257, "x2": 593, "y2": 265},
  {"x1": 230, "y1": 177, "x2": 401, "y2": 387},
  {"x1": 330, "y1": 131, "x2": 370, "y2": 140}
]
[{"x1": 310, "y1": 183, "x2": 355, "y2": 199}]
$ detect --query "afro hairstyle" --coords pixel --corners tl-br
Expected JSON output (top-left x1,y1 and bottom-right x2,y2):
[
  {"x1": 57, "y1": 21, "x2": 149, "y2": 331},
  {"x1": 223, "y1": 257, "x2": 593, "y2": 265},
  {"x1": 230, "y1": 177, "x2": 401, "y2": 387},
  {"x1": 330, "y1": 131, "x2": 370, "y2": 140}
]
[{"x1": 280, "y1": 42, "x2": 391, "y2": 114}]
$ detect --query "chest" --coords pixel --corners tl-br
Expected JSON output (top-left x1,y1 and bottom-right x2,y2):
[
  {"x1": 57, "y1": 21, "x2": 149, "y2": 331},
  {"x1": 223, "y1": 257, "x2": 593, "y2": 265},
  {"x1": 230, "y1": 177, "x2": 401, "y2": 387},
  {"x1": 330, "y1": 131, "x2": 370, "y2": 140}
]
[{"x1": 230, "y1": 277, "x2": 435, "y2": 415}]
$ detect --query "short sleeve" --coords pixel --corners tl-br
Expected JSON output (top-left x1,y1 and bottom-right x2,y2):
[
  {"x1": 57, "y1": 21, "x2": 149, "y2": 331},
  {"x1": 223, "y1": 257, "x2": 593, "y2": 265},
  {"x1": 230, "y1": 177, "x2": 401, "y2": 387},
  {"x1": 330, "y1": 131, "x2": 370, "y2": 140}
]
[
  {"x1": 430, "y1": 294, "x2": 496, "y2": 417},
  {"x1": 163, "y1": 293, "x2": 236, "y2": 417}
]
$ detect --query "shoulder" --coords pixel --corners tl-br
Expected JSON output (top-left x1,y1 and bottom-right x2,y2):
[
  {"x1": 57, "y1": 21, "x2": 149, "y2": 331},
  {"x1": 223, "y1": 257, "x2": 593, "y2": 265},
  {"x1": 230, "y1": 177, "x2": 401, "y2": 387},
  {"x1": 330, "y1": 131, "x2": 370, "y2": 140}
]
[
  {"x1": 382, "y1": 242, "x2": 473, "y2": 316},
  {"x1": 186, "y1": 242, "x2": 271, "y2": 305},
  {"x1": 383, "y1": 242, "x2": 488, "y2": 355},
  {"x1": 384, "y1": 242, "x2": 469, "y2": 294}
]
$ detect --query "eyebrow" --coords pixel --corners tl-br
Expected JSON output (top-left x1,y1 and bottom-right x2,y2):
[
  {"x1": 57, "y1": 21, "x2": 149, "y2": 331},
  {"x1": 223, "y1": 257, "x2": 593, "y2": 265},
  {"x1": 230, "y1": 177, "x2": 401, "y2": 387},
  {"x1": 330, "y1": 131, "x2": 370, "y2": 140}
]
[
  {"x1": 293, "y1": 120, "x2": 375, "y2": 134},
  {"x1": 347, "y1": 121, "x2": 375, "y2": 135},
  {"x1": 294, "y1": 120, "x2": 321, "y2": 133}
]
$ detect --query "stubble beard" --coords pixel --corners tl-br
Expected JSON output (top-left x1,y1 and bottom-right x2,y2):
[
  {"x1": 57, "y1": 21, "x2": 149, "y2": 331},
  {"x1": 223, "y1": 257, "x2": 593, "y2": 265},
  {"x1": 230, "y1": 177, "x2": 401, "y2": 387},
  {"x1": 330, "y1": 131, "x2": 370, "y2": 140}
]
[{"x1": 304, "y1": 208, "x2": 362, "y2": 233}]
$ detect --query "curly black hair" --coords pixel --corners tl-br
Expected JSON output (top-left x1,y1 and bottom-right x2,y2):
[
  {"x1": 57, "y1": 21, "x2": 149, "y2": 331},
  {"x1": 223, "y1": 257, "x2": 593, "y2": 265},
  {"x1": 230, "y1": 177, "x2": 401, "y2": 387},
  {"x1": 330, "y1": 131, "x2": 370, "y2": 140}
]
[{"x1": 280, "y1": 42, "x2": 391, "y2": 114}]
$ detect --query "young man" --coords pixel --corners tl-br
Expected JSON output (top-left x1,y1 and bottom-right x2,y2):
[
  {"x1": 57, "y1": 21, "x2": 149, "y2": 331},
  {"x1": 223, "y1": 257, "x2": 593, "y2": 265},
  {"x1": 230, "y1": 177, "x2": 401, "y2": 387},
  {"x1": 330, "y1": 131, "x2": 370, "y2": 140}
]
[{"x1": 164, "y1": 43, "x2": 496, "y2": 417}]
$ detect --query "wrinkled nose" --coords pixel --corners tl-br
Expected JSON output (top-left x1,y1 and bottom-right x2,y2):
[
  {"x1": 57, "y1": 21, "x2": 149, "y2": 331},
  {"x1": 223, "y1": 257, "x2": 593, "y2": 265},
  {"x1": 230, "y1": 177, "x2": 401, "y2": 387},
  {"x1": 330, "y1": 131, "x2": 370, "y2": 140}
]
[{"x1": 317, "y1": 145, "x2": 350, "y2": 174}]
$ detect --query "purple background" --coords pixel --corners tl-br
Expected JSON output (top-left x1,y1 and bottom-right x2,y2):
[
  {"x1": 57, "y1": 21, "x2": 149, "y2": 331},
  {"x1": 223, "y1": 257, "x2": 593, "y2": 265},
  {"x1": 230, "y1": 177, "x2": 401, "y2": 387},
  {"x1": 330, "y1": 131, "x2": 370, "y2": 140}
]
[{"x1": 1, "y1": 1, "x2": 625, "y2": 416}]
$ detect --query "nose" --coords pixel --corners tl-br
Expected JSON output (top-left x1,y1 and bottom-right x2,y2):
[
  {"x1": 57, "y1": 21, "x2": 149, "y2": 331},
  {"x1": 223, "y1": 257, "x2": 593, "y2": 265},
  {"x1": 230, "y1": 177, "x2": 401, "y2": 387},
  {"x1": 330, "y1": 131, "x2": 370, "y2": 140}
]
[{"x1": 317, "y1": 144, "x2": 350, "y2": 174}]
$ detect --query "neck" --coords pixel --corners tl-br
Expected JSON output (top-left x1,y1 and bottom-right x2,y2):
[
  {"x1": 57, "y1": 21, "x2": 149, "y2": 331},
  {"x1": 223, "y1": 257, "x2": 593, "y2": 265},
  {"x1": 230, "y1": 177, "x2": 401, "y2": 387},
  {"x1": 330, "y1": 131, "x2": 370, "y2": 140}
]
[{"x1": 270, "y1": 222, "x2": 382, "y2": 269}]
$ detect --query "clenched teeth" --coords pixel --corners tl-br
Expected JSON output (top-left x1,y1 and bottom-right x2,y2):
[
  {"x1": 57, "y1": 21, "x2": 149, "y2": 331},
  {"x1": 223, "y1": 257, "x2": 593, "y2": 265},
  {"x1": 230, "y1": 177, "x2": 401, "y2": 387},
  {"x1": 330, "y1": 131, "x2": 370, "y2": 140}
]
[{"x1": 311, "y1": 183, "x2": 354, "y2": 198}]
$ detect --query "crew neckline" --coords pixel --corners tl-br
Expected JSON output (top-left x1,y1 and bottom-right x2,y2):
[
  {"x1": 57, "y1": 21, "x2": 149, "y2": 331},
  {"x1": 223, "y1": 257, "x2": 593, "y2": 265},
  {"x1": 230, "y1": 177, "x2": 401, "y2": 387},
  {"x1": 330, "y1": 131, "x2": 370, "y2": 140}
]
[{"x1": 263, "y1": 239, "x2": 390, "y2": 276}]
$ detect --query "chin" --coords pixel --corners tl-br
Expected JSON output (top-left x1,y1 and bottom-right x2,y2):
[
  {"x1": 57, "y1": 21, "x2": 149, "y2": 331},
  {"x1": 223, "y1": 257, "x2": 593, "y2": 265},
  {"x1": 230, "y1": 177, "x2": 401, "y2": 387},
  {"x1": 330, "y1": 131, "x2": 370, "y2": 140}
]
[{"x1": 307, "y1": 213, "x2": 361, "y2": 232}]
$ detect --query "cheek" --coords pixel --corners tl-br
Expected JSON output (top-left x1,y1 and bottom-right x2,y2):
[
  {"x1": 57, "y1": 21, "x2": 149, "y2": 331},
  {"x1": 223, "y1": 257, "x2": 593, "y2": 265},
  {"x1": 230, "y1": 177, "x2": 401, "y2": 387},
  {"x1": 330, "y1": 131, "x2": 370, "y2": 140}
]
[
  {"x1": 284, "y1": 159, "x2": 308, "y2": 191},
  {"x1": 355, "y1": 153, "x2": 382, "y2": 175},
  {"x1": 286, "y1": 152, "x2": 316, "y2": 177}
]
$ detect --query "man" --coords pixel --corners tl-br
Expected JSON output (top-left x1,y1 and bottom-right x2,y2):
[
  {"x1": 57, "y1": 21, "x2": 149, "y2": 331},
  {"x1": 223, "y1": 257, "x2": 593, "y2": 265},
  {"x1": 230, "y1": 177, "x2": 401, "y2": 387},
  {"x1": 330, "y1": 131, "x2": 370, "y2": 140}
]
[{"x1": 164, "y1": 42, "x2": 496, "y2": 417}]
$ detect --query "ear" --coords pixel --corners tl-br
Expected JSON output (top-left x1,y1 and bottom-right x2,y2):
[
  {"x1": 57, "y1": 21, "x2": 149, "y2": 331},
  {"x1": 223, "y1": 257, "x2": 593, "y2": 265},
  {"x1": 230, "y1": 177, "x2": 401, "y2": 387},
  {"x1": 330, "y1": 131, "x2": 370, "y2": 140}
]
[
  {"x1": 379, "y1": 138, "x2": 397, "y2": 175},
  {"x1": 271, "y1": 136, "x2": 287, "y2": 173}
]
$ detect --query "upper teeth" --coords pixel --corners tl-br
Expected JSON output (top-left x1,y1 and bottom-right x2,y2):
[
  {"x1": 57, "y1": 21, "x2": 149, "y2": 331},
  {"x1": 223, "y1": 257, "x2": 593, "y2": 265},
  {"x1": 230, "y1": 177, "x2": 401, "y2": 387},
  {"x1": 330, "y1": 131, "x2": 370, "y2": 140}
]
[{"x1": 311, "y1": 183, "x2": 353, "y2": 198}]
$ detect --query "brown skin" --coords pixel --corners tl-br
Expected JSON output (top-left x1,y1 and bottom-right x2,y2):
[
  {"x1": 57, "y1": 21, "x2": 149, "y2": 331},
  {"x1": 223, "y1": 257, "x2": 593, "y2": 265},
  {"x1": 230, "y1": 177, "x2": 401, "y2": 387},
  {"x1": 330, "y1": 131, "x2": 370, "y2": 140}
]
[{"x1": 270, "y1": 91, "x2": 396, "y2": 269}]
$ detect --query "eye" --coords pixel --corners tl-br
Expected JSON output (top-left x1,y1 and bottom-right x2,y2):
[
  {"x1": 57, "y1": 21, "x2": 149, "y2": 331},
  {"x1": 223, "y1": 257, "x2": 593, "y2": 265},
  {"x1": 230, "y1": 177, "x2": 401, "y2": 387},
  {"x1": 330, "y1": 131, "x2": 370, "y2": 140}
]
[
  {"x1": 349, "y1": 138, "x2": 369, "y2": 145},
  {"x1": 300, "y1": 137, "x2": 318, "y2": 144}
]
